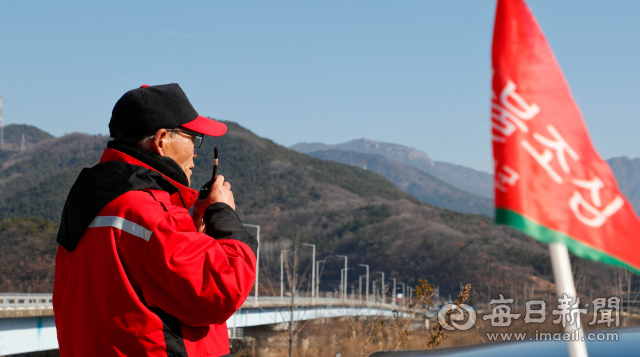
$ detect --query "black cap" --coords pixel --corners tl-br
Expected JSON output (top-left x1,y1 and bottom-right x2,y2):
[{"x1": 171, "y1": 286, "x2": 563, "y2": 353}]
[{"x1": 109, "y1": 83, "x2": 227, "y2": 138}]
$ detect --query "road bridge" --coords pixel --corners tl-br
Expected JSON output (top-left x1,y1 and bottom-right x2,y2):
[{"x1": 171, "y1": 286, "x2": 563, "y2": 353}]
[{"x1": 0, "y1": 293, "x2": 410, "y2": 356}]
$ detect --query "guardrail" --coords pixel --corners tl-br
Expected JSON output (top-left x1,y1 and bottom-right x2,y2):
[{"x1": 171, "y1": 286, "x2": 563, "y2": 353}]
[
  {"x1": 0, "y1": 293, "x2": 407, "y2": 312},
  {"x1": 240, "y1": 296, "x2": 409, "y2": 310},
  {"x1": 0, "y1": 293, "x2": 53, "y2": 310}
]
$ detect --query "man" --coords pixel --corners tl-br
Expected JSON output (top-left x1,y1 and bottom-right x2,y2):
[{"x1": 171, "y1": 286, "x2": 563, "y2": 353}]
[{"x1": 53, "y1": 83, "x2": 257, "y2": 357}]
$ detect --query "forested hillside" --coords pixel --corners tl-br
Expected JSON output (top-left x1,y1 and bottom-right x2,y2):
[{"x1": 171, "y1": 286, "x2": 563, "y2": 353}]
[
  {"x1": 0, "y1": 133, "x2": 108, "y2": 221},
  {"x1": 1, "y1": 124, "x2": 54, "y2": 151},
  {"x1": 0, "y1": 218, "x2": 57, "y2": 292},
  {"x1": 0, "y1": 122, "x2": 619, "y2": 298}
]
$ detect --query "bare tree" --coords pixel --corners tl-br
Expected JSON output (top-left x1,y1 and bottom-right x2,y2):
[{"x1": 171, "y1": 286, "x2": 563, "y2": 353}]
[
  {"x1": 258, "y1": 233, "x2": 313, "y2": 357},
  {"x1": 284, "y1": 237, "x2": 300, "y2": 356}
]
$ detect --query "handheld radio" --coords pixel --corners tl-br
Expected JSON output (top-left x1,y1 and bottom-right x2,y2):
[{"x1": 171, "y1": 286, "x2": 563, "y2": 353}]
[{"x1": 198, "y1": 147, "x2": 218, "y2": 199}]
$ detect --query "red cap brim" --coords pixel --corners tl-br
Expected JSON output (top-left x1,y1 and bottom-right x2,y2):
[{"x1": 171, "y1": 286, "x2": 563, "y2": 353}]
[{"x1": 182, "y1": 116, "x2": 227, "y2": 137}]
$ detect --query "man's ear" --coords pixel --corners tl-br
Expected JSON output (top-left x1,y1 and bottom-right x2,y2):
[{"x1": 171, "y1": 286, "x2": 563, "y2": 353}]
[
  {"x1": 153, "y1": 129, "x2": 171, "y2": 157},
  {"x1": 139, "y1": 129, "x2": 168, "y2": 156}
]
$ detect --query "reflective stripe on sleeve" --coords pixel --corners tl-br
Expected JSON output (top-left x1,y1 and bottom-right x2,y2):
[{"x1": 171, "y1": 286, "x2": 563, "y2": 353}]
[{"x1": 87, "y1": 216, "x2": 153, "y2": 242}]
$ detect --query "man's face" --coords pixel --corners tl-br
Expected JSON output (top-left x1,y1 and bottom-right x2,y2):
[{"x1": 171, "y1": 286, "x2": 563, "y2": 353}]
[
  {"x1": 146, "y1": 128, "x2": 198, "y2": 186},
  {"x1": 164, "y1": 132, "x2": 197, "y2": 186}
]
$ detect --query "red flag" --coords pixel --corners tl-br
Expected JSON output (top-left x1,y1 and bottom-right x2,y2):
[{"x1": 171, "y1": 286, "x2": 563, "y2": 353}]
[{"x1": 492, "y1": 0, "x2": 640, "y2": 274}]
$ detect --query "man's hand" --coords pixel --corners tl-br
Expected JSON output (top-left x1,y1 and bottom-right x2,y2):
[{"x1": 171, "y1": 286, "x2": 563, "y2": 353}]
[{"x1": 192, "y1": 175, "x2": 236, "y2": 232}]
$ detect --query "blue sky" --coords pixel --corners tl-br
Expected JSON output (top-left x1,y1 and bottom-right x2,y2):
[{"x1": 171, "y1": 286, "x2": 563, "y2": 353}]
[{"x1": 1, "y1": 1, "x2": 639, "y2": 172}]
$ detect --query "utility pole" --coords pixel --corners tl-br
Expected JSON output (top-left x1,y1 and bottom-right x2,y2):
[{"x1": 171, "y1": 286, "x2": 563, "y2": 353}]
[
  {"x1": 316, "y1": 260, "x2": 326, "y2": 298},
  {"x1": 303, "y1": 244, "x2": 315, "y2": 303},
  {"x1": 280, "y1": 249, "x2": 290, "y2": 299},
  {"x1": 358, "y1": 264, "x2": 369, "y2": 302},
  {"x1": 389, "y1": 278, "x2": 397, "y2": 306},
  {"x1": 243, "y1": 224, "x2": 260, "y2": 305},
  {"x1": 375, "y1": 272, "x2": 385, "y2": 303},
  {"x1": 337, "y1": 255, "x2": 348, "y2": 303}
]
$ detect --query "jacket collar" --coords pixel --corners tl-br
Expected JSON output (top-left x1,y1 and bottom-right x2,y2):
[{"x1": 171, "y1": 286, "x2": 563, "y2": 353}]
[{"x1": 99, "y1": 147, "x2": 199, "y2": 209}]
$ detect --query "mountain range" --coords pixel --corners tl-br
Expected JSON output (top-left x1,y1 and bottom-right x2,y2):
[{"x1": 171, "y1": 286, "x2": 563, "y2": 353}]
[
  {"x1": 291, "y1": 139, "x2": 640, "y2": 216},
  {"x1": 304, "y1": 149, "x2": 494, "y2": 216},
  {"x1": 0, "y1": 123, "x2": 629, "y2": 299},
  {"x1": 607, "y1": 156, "x2": 640, "y2": 216},
  {"x1": 291, "y1": 139, "x2": 495, "y2": 199}
]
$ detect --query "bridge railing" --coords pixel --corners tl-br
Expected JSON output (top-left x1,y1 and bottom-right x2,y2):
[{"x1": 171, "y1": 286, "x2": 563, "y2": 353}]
[
  {"x1": 241, "y1": 296, "x2": 407, "y2": 309},
  {"x1": 0, "y1": 293, "x2": 53, "y2": 310},
  {"x1": 0, "y1": 293, "x2": 407, "y2": 312}
]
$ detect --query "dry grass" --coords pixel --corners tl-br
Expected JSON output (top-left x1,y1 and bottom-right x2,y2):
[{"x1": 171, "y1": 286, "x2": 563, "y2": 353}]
[
  {"x1": 240, "y1": 307, "x2": 640, "y2": 356},
  {"x1": 243, "y1": 280, "x2": 474, "y2": 357}
]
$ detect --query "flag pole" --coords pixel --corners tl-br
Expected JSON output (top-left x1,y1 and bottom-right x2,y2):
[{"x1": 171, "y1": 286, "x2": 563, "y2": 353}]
[{"x1": 548, "y1": 243, "x2": 588, "y2": 357}]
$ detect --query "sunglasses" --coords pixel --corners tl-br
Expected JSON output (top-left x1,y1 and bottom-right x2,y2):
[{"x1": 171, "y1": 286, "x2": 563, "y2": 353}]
[{"x1": 149, "y1": 127, "x2": 204, "y2": 148}]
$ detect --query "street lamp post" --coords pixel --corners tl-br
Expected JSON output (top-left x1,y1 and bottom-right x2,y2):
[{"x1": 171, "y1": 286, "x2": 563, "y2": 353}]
[
  {"x1": 316, "y1": 260, "x2": 326, "y2": 298},
  {"x1": 340, "y1": 268, "x2": 345, "y2": 300},
  {"x1": 375, "y1": 272, "x2": 385, "y2": 303},
  {"x1": 358, "y1": 264, "x2": 369, "y2": 302},
  {"x1": 389, "y1": 278, "x2": 397, "y2": 306},
  {"x1": 242, "y1": 224, "x2": 260, "y2": 305},
  {"x1": 280, "y1": 249, "x2": 290, "y2": 299},
  {"x1": 340, "y1": 268, "x2": 352, "y2": 300},
  {"x1": 359, "y1": 275, "x2": 366, "y2": 300},
  {"x1": 302, "y1": 244, "x2": 315, "y2": 303},
  {"x1": 340, "y1": 269, "x2": 343, "y2": 299},
  {"x1": 373, "y1": 281, "x2": 377, "y2": 301},
  {"x1": 337, "y1": 255, "x2": 348, "y2": 303}
]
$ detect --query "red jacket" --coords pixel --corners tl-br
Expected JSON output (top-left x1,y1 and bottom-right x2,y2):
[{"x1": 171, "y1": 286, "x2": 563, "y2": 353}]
[{"x1": 53, "y1": 146, "x2": 257, "y2": 356}]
